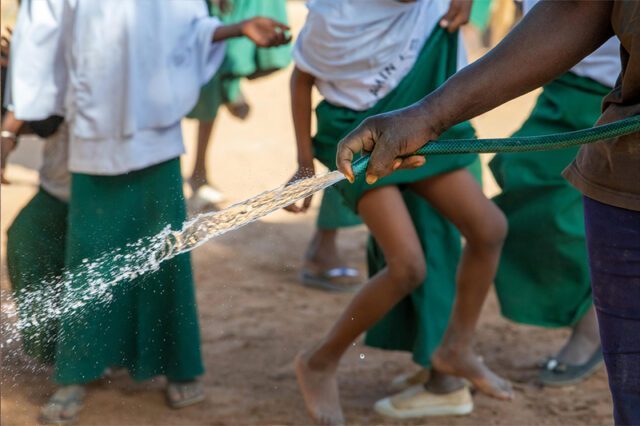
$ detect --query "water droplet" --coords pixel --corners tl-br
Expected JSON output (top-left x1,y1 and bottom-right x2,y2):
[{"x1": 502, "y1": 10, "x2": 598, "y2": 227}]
[{"x1": 359, "y1": 353, "x2": 365, "y2": 360}]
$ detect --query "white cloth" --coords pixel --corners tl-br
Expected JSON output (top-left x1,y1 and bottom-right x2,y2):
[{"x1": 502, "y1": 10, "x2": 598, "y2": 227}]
[
  {"x1": 293, "y1": 0, "x2": 458, "y2": 111},
  {"x1": 9, "y1": 0, "x2": 225, "y2": 175},
  {"x1": 522, "y1": 0, "x2": 620, "y2": 88},
  {"x1": 40, "y1": 123, "x2": 71, "y2": 202}
]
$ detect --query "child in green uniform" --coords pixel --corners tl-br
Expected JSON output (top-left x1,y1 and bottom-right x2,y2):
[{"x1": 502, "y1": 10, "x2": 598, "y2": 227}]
[
  {"x1": 287, "y1": 1, "x2": 511, "y2": 423},
  {"x1": 490, "y1": 0, "x2": 620, "y2": 386},
  {"x1": 335, "y1": 1, "x2": 640, "y2": 421},
  {"x1": 5, "y1": 1, "x2": 288, "y2": 423},
  {"x1": 188, "y1": 0, "x2": 291, "y2": 210}
]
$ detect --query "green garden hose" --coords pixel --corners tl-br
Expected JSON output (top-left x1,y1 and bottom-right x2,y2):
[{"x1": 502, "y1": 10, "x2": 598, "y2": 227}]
[{"x1": 351, "y1": 115, "x2": 640, "y2": 177}]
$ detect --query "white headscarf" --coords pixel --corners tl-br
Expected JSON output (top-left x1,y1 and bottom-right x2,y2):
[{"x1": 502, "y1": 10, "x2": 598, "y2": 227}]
[{"x1": 293, "y1": 0, "x2": 451, "y2": 110}]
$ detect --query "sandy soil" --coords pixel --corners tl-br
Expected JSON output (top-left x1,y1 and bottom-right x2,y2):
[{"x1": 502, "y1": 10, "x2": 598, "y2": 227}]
[{"x1": 0, "y1": 3, "x2": 613, "y2": 425}]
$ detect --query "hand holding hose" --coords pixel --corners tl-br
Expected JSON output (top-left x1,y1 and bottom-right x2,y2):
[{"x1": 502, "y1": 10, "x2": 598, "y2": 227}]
[{"x1": 336, "y1": 103, "x2": 438, "y2": 184}]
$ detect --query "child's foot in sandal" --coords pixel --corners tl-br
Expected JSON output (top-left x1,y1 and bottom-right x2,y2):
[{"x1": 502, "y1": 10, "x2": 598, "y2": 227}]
[
  {"x1": 39, "y1": 385, "x2": 86, "y2": 425},
  {"x1": 166, "y1": 380, "x2": 205, "y2": 409}
]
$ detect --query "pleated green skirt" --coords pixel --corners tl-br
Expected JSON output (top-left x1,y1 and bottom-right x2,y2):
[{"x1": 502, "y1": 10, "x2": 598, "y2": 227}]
[
  {"x1": 311, "y1": 27, "x2": 478, "y2": 367},
  {"x1": 490, "y1": 72, "x2": 610, "y2": 327},
  {"x1": 188, "y1": 0, "x2": 292, "y2": 121},
  {"x1": 7, "y1": 159, "x2": 204, "y2": 384}
]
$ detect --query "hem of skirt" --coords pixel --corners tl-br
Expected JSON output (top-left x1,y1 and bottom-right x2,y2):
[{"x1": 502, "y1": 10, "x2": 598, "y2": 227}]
[
  {"x1": 55, "y1": 367, "x2": 205, "y2": 386},
  {"x1": 563, "y1": 164, "x2": 640, "y2": 212},
  {"x1": 500, "y1": 303, "x2": 592, "y2": 329}
]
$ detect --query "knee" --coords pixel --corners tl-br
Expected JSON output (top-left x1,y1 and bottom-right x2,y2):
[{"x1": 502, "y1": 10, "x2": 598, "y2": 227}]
[
  {"x1": 388, "y1": 255, "x2": 427, "y2": 294},
  {"x1": 466, "y1": 208, "x2": 508, "y2": 251}
]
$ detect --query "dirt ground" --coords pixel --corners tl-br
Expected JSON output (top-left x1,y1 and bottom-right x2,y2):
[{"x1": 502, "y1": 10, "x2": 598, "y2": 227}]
[{"x1": 0, "y1": 3, "x2": 613, "y2": 425}]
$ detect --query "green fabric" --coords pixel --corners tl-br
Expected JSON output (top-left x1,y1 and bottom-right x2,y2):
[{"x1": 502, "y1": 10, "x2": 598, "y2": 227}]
[
  {"x1": 7, "y1": 189, "x2": 68, "y2": 364},
  {"x1": 490, "y1": 72, "x2": 611, "y2": 328},
  {"x1": 309, "y1": 27, "x2": 477, "y2": 367},
  {"x1": 54, "y1": 159, "x2": 203, "y2": 385},
  {"x1": 188, "y1": 0, "x2": 291, "y2": 121},
  {"x1": 313, "y1": 27, "x2": 477, "y2": 214},
  {"x1": 470, "y1": 0, "x2": 493, "y2": 31},
  {"x1": 316, "y1": 186, "x2": 361, "y2": 230}
]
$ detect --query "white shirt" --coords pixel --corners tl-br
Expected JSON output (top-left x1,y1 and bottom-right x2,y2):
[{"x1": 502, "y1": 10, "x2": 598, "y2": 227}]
[
  {"x1": 522, "y1": 0, "x2": 620, "y2": 88},
  {"x1": 293, "y1": 0, "x2": 462, "y2": 111},
  {"x1": 9, "y1": 0, "x2": 226, "y2": 175}
]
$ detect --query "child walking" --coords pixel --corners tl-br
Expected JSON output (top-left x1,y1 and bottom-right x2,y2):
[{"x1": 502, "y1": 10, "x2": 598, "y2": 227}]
[
  {"x1": 286, "y1": 1, "x2": 511, "y2": 423},
  {"x1": 336, "y1": 1, "x2": 639, "y2": 422},
  {"x1": 188, "y1": 0, "x2": 291, "y2": 209},
  {"x1": 490, "y1": 0, "x2": 620, "y2": 386},
  {"x1": 5, "y1": 1, "x2": 288, "y2": 423}
]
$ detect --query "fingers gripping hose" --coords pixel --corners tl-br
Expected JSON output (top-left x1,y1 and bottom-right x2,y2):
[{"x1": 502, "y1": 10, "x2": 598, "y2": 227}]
[{"x1": 351, "y1": 115, "x2": 640, "y2": 178}]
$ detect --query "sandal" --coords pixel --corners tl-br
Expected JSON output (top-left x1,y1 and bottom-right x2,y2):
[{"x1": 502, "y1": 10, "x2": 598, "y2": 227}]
[
  {"x1": 166, "y1": 381, "x2": 205, "y2": 409},
  {"x1": 39, "y1": 385, "x2": 86, "y2": 425},
  {"x1": 539, "y1": 346, "x2": 604, "y2": 386},
  {"x1": 300, "y1": 267, "x2": 362, "y2": 292},
  {"x1": 188, "y1": 184, "x2": 226, "y2": 213}
]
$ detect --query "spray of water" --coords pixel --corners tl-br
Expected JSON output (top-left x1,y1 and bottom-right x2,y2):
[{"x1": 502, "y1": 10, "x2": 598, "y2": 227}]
[{"x1": 1, "y1": 171, "x2": 345, "y2": 379}]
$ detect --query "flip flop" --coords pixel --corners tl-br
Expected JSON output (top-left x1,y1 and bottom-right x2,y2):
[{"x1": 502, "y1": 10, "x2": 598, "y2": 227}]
[
  {"x1": 39, "y1": 385, "x2": 86, "y2": 425},
  {"x1": 166, "y1": 381, "x2": 205, "y2": 409},
  {"x1": 300, "y1": 267, "x2": 362, "y2": 292},
  {"x1": 538, "y1": 346, "x2": 604, "y2": 386}
]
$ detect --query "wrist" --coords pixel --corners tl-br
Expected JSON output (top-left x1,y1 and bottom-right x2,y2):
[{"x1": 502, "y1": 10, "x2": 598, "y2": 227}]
[
  {"x1": 297, "y1": 157, "x2": 314, "y2": 169},
  {"x1": 1, "y1": 130, "x2": 18, "y2": 142},
  {"x1": 415, "y1": 95, "x2": 449, "y2": 138}
]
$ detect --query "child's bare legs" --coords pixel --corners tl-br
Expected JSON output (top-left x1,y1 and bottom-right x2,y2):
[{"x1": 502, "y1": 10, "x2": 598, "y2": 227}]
[
  {"x1": 408, "y1": 169, "x2": 513, "y2": 400},
  {"x1": 296, "y1": 186, "x2": 427, "y2": 425},
  {"x1": 304, "y1": 229, "x2": 341, "y2": 270},
  {"x1": 190, "y1": 120, "x2": 215, "y2": 190}
]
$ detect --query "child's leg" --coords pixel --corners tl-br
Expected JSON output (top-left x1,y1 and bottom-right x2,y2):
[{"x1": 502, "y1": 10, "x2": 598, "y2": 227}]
[
  {"x1": 408, "y1": 169, "x2": 513, "y2": 400},
  {"x1": 296, "y1": 185, "x2": 427, "y2": 425},
  {"x1": 190, "y1": 119, "x2": 215, "y2": 189}
]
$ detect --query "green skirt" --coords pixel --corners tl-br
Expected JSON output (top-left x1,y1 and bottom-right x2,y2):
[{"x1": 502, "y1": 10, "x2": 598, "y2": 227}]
[
  {"x1": 311, "y1": 27, "x2": 478, "y2": 367},
  {"x1": 313, "y1": 27, "x2": 477, "y2": 215},
  {"x1": 490, "y1": 72, "x2": 611, "y2": 327},
  {"x1": 188, "y1": 0, "x2": 292, "y2": 121},
  {"x1": 8, "y1": 159, "x2": 204, "y2": 384},
  {"x1": 7, "y1": 189, "x2": 68, "y2": 364}
]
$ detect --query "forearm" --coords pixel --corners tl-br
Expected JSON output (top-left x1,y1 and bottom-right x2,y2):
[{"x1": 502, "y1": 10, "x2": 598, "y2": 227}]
[
  {"x1": 290, "y1": 67, "x2": 315, "y2": 167},
  {"x1": 212, "y1": 22, "x2": 245, "y2": 42},
  {"x1": 1, "y1": 111, "x2": 24, "y2": 134},
  {"x1": 422, "y1": 0, "x2": 614, "y2": 133}
]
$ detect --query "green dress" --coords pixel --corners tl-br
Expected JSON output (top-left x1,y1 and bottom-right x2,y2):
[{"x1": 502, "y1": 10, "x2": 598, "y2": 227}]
[
  {"x1": 7, "y1": 189, "x2": 68, "y2": 364},
  {"x1": 490, "y1": 72, "x2": 611, "y2": 328},
  {"x1": 188, "y1": 0, "x2": 292, "y2": 121},
  {"x1": 7, "y1": 159, "x2": 204, "y2": 384},
  {"x1": 311, "y1": 27, "x2": 478, "y2": 368}
]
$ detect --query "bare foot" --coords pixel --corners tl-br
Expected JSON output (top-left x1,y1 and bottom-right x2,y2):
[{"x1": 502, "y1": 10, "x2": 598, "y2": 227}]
[
  {"x1": 432, "y1": 346, "x2": 514, "y2": 400},
  {"x1": 294, "y1": 352, "x2": 345, "y2": 425}
]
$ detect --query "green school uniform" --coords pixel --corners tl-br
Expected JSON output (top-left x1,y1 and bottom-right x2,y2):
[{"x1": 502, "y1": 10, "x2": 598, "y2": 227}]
[
  {"x1": 311, "y1": 27, "x2": 478, "y2": 368},
  {"x1": 7, "y1": 189, "x2": 68, "y2": 364},
  {"x1": 7, "y1": 159, "x2": 204, "y2": 384},
  {"x1": 490, "y1": 72, "x2": 610, "y2": 328},
  {"x1": 188, "y1": 0, "x2": 292, "y2": 121}
]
